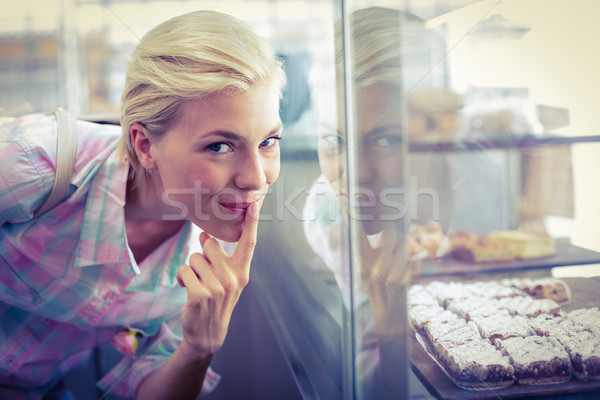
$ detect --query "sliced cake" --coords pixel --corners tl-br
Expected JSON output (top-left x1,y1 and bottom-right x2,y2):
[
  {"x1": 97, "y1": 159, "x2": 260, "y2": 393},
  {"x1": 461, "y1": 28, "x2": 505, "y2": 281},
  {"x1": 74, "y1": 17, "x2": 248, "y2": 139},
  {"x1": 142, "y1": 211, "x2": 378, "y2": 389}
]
[{"x1": 495, "y1": 336, "x2": 571, "y2": 384}]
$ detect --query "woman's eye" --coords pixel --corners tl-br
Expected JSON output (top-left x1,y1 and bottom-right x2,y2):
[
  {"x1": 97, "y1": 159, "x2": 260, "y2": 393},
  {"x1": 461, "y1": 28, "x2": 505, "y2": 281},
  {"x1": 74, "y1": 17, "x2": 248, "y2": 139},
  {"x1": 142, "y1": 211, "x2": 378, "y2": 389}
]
[
  {"x1": 260, "y1": 136, "x2": 281, "y2": 148},
  {"x1": 372, "y1": 135, "x2": 402, "y2": 147},
  {"x1": 207, "y1": 142, "x2": 232, "y2": 153},
  {"x1": 321, "y1": 134, "x2": 346, "y2": 148}
]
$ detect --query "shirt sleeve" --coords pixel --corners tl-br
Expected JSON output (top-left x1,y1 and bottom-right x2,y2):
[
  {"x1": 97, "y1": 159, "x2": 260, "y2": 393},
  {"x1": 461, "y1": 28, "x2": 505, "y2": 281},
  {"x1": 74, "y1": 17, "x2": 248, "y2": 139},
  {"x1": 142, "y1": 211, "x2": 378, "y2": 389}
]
[
  {"x1": 97, "y1": 318, "x2": 221, "y2": 399},
  {"x1": 0, "y1": 114, "x2": 56, "y2": 225}
]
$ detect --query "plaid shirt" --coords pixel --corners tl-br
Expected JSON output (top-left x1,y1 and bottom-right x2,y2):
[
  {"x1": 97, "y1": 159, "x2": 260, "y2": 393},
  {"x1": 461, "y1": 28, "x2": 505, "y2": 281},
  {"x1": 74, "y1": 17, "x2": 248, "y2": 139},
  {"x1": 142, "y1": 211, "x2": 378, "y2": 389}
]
[{"x1": 0, "y1": 113, "x2": 219, "y2": 399}]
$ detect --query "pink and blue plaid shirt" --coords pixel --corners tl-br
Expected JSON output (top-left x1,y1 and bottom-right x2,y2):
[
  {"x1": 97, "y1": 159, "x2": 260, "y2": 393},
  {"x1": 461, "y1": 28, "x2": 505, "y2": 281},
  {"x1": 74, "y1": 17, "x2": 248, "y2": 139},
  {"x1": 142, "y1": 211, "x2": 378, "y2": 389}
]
[{"x1": 0, "y1": 113, "x2": 220, "y2": 399}]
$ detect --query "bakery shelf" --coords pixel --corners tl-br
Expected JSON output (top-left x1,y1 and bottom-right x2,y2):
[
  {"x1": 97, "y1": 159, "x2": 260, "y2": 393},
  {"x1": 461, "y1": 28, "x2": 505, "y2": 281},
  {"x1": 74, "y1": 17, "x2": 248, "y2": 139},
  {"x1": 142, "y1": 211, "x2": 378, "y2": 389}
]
[
  {"x1": 420, "y1": 238, "x2": 600, "y2": 277},
  {"x1": 272, "y1": 133, "x2": 600, "y2": 161},
  {"x1": 408, "y1": 133, "x2": 600, "y2": 153}
]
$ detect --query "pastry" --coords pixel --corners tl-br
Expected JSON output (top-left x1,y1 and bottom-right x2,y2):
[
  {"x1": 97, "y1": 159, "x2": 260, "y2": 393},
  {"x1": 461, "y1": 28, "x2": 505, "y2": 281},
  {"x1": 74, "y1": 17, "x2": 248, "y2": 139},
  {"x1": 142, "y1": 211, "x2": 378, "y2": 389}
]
[
  {"x1": 471, "y1": 314, "x2": 534, "y2": 343},
  {"x1": 448, "y1": 230, "x2": 556, "y2": 262},
  {"x1": 496, "y1": 296, "x2": 562, "y2": 318},
  {"x1": 489, "y1": 230, "x2": 556, "y2": 259},
  {"x1": 495, "y1": 336, "x2": 571, "y2": 384},
  {"x1": 466, "y1": 280, "x2": 525, "y2": 299},
  {"x1": 407, "y1": 284, "x2": 439, "y2": 307},
  {"x1": 501, "y1": 277, "x2": 571, "y2": 303},
  {"x1": 559, "y1": 330, "x2": 600, "y2": 381},
  {"x1": 412, "y1": 279, "x2": 600, "y2": 388},
  {"x1": 438, "y1": 340, "x2": 515, "y2": 388},
  {"x1": 446, "y1": 297, "x2": 508, "y2": 321},
  {"x1": 423, "y1": 313, "x2": 465, "y2": 344},
  {"x1": 408, "y1": 304, "x2": 445, "y2": 332},
  {"x1": 409, "y1": 221, "x2": 449, "y2": 258},
  {"x1": 566, "y1": 307, "x2": 600, "y2": 336},
  {"x1": 430, "y1": 321, "x2": 483, "y2": 360},
  {"x1": 424, "y1": 281, "x2": 471, "y2": 307},
  {"x1": 450, "y1": 234, "x2": 517, "y2": 263}
]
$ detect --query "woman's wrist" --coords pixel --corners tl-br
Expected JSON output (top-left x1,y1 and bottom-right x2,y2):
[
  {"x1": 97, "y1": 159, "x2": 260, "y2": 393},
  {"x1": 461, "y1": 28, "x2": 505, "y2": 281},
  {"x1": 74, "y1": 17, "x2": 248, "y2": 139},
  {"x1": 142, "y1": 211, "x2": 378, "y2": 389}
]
[{"x1": 177, "y1": 338, "x2": 215, "y2": 365}]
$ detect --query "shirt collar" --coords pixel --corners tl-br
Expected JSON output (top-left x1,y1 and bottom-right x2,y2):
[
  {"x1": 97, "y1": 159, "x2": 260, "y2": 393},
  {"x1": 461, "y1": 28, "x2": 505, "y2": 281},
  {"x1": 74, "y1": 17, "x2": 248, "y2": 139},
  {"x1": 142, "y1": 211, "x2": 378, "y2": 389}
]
[
  {"x1": 75, "y1": 148, "x2": 133, "y2": 269},
  {"x1": 160, "y1": 221, "x2": 195, "y2": 287}
]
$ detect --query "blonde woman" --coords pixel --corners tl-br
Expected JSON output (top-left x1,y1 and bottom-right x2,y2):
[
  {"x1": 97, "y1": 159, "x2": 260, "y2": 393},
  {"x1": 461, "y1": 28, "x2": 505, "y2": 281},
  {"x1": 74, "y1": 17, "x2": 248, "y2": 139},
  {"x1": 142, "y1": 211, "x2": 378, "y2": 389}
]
[{"x1": 0, "y1": 10, "x2": 285, "y2": 399}]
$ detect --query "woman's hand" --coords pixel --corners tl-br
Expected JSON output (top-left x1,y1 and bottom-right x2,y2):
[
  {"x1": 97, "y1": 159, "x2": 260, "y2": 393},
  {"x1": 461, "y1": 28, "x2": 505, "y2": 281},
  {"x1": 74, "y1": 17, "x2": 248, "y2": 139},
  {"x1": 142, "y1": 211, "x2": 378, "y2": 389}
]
[
  {"x1": 354, "y1": 223, "x2": 419, "y2": 398},
  {"x1": 175, "y1": 201, "x2": 261, "y2": 360},
  {"x1": 355, "y1": 223, "x2": 412, "y2": 339}
]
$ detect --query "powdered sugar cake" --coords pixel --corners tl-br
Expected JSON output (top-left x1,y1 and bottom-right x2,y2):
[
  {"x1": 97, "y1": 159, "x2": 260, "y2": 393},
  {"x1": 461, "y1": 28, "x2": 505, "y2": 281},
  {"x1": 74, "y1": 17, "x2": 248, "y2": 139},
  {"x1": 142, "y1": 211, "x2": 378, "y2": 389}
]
[
  {"x1": 559, "y1": 330, "x2": 600, "y2": 381},
  {"x1": 407, "y1": 284, "x2": 440, "y2": 307},
  {"x1": 496, "y1": 295, "x2": 562, "y2": 318},
  {"x1": 560, "y1": 309, "x2": 600, "y2": 380},
  {"x1": 467, "y1": 280, "x2": 525, "y2": 299},
  {"x1": 425, "y1": 281, "x2": 470, "y2": 307},
  {"x1": 412, "y1": 278, "x2": 600, "y2": 392},
  {"x1": 567, "y1": 307, "x2": 600, "y2": 335},
  {"x1": 409, "y1": 303, "x2": 445, "y2": 332},
  {"x1": 495, "y1": 336, "x2": 571, "y2": 384},
  {"x1": 439, "y1": 340, "x2": 515, "y2": 389},
  {"x1": 471, "y1": 314, "x2": 535, "y2": 343},
  {"x1": 501, "y1": 277, "x2": 571, "y2": 303},
  {"x1": 446, "y1": 297, "x2": 509, "y2": 321}
]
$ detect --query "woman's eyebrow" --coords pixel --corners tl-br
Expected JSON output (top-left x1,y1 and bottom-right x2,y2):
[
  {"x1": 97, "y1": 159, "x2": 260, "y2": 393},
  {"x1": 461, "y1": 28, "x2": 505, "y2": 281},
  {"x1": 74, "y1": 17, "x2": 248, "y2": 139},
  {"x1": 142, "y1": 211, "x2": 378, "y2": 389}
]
[
  {"x1": 201, "y1": 130, "x2": 241, "y2": 141},
  {"x1": 318, "y1": 122, "x2": 343, "y2": 137},
  {"x1": 365, "y1": 123, "x2": 403, "y2": 137},
  {"x1": 197, "y1": 124, "x2": 283, "y2": 142},
  {"x1": 269, "y1": 123, "x2": 283, "y2": 135}
]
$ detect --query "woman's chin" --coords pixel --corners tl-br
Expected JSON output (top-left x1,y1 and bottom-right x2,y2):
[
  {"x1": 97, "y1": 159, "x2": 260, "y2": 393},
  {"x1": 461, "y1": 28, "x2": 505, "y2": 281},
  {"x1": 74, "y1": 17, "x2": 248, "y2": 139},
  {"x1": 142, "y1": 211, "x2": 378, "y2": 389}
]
[
  {"x1": 195, "y1": 221, "x2": 243, "y2": 243},
  {"x1": 361, "y1": 219, "x2": 396, "y2": 236},
  {"x1": 361, "y1": 220, "x2": 383, "y2": 236}
]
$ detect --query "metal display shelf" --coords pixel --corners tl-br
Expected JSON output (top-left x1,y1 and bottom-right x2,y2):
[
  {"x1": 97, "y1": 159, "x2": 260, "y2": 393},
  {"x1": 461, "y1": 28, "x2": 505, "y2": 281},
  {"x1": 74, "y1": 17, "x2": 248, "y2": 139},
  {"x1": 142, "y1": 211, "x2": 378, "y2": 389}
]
[{"x1": 409, "y1": 133, "x2": 600, "y2": 152}]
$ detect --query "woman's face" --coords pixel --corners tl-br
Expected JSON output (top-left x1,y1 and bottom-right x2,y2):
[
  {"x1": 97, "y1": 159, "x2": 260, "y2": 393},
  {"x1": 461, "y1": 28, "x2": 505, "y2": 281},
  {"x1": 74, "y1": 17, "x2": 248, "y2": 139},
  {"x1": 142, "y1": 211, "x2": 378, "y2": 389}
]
[
  {"x1": 149, "y1": 81, "x2": 282, "y2": 242},
  {"x1": 318, "y1": 85, "x2": 405, "y2": 235}
]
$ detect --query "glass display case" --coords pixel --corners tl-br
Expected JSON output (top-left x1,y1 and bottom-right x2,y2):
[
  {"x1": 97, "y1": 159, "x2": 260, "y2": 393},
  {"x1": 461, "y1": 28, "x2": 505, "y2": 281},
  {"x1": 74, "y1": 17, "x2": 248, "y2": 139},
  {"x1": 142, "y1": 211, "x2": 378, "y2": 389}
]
[
  {"x1": 253, "y1": 0, "x2": 600, "y2": 399},
  {"x1": 2, "y1": 1, "x2": 599, "y2": 399}
]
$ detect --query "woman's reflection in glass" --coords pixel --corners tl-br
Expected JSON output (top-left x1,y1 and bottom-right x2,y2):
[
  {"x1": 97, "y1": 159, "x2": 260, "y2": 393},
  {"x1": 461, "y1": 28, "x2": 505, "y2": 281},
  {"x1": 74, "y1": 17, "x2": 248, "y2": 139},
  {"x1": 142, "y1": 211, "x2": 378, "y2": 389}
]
[{"x1": 303, "y1": 6, "x2": 460, "y2": 398}]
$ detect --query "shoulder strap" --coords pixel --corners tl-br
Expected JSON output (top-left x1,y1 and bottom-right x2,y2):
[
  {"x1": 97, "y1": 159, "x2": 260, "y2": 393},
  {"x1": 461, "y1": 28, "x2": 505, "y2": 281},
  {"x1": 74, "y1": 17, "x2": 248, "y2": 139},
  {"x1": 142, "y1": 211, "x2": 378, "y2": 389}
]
[{"x1": 33, "y1": 107, "x2": 78, "y2": 218}]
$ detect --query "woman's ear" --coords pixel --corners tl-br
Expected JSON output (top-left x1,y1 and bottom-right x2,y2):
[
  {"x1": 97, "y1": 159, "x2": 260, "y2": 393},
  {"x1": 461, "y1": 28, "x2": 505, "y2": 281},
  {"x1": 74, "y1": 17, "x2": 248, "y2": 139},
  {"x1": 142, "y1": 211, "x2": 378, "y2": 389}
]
[{"x1": 130, "y1": 123, "x2": 157, "y2": 170}]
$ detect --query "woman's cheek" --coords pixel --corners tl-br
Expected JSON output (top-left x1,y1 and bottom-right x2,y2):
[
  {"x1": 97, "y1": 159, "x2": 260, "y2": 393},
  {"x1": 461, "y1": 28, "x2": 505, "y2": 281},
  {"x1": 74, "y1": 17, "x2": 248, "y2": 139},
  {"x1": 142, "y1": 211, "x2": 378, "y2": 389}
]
[
  {"x1": 378, "y1": 154, "x2": 404, "y2": 187},
  {"x1": 318, "y1": 150, "x2": 345, "y2": 189},
  {"x1": 268, "y1": 156, "x2": 281, "y2": 183}
]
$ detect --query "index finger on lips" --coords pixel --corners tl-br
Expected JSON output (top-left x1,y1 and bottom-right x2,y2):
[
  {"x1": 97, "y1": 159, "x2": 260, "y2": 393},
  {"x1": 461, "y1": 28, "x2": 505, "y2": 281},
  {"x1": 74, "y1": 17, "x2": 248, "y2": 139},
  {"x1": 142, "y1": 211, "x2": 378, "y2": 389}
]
[
  {"x1": 354, "y1": 219, "x2": 374, "y2": 259},
  {"x1": 233, "y1": 200, "x2": 261, "y2": 266},
  {"x1": 379, "y1": 226, "x2": 398, "y2": 254}
]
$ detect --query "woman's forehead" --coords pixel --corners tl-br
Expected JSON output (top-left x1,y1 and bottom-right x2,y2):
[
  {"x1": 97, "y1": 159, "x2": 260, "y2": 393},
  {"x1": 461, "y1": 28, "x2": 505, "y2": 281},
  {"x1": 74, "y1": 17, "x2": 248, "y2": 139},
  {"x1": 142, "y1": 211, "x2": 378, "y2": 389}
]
[{"x1": 173, "y1": 87, "x2": 281, "y2": 141}]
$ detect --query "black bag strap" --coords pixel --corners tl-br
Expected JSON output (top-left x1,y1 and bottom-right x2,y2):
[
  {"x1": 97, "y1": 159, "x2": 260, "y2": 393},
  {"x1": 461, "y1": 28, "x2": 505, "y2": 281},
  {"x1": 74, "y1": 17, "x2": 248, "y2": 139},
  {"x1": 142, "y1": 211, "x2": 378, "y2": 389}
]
[{"x1": 33, "y1": 107, "x2": 78, "y2": 218}]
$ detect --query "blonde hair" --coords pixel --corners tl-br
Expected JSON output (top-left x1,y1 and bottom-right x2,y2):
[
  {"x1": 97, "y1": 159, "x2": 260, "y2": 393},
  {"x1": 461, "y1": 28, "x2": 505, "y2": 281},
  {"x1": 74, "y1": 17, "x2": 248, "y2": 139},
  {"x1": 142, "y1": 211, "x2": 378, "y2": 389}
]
[
  {"x1": 335, "y1": 7, "x2": 440, "y2": 90},
  {"x1": 119, "y1": 10, "x2": 286, "y2": 189}
]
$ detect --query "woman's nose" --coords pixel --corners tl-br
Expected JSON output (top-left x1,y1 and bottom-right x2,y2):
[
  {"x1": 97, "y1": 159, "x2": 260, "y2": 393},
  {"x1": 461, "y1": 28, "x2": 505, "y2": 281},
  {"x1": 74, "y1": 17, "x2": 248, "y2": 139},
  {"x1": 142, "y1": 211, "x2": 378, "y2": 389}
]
[
  {"x1": 357, "y1": 150, "x2": 373, "y2": 184},
  {"x1": 235, "y1": 153, "x2": 267, "y2": 190}
]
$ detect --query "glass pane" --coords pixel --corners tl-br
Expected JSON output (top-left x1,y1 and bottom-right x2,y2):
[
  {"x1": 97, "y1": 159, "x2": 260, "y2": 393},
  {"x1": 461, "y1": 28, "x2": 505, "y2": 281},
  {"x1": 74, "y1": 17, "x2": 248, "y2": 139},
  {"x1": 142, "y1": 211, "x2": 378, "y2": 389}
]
[
  {"x1": 337, "y1": 0, "x2": 600, "y2": 399},
  {"x1": 400, "y1": 0, "x2": 600, "y2": 398},
  {"x1": 335, "y1": 1, "x2": 451, "y2": 398},
  {"x1": 250, "y1": 0, "x2": 352, "y2": 398}
]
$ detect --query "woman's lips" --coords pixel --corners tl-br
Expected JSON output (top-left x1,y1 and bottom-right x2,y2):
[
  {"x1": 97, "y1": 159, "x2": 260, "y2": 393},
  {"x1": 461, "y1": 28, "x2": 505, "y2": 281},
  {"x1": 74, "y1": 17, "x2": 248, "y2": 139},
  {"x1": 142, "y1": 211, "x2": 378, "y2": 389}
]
[
  {"x1": 338, "y1": 191, "x2": 378, "y2": 207},
  {"x1": 219, "y1": 200, "x2": 259, "y2": 217}
]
